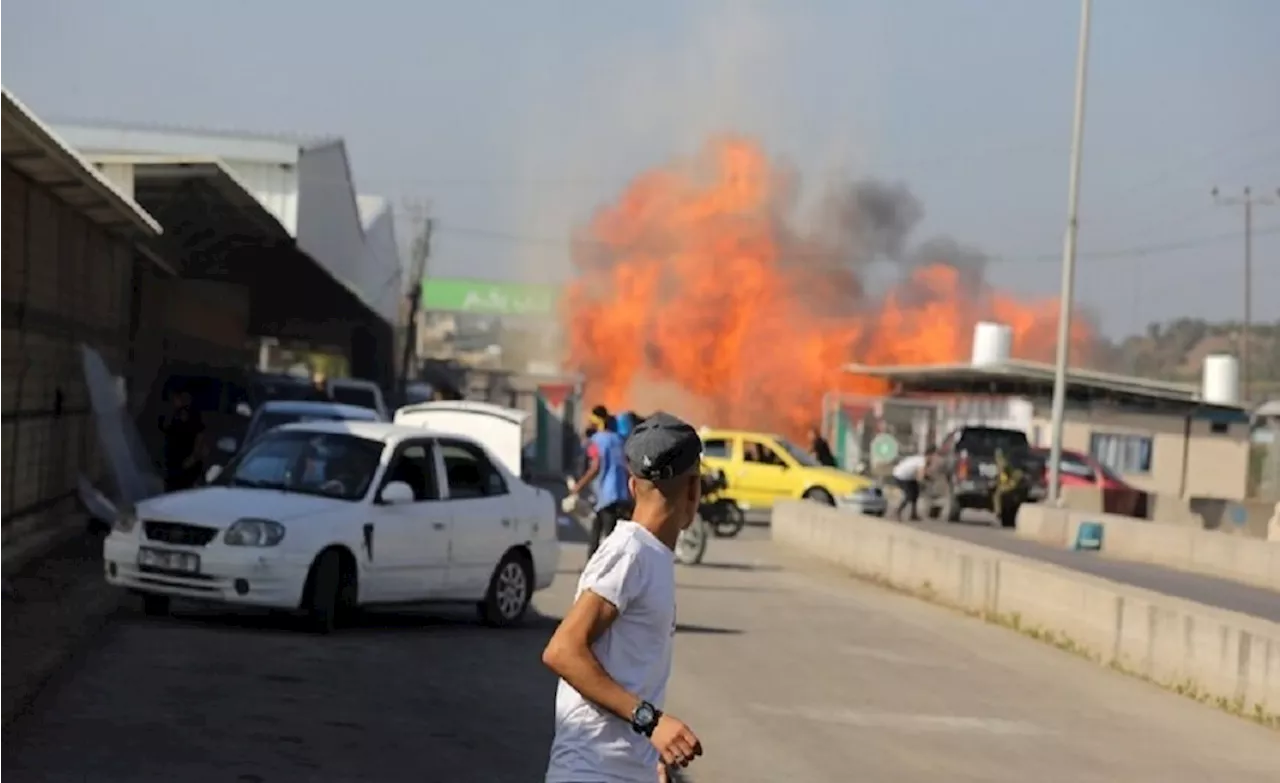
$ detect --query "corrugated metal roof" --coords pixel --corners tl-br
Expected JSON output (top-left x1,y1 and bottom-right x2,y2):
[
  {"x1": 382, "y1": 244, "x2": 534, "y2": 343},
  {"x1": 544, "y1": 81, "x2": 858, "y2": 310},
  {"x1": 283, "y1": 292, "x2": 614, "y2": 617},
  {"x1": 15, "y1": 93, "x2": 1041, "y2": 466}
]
[
  {"x1": 2, "y1": 88, "x2": 163, "y2": 242},
  {"x1": 50, "y1": 116, "x2": 338, "y2": 148},
  {"x1": 842, "y1": 358, "x2": 1234, "y2": 408}
]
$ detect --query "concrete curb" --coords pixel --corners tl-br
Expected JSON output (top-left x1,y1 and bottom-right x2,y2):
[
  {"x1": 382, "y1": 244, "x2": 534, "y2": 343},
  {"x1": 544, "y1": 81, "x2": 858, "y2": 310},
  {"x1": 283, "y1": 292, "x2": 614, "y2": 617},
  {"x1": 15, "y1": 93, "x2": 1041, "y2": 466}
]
[{"x1": 2, "y1": 533, "x2": 122, "y2": 729}]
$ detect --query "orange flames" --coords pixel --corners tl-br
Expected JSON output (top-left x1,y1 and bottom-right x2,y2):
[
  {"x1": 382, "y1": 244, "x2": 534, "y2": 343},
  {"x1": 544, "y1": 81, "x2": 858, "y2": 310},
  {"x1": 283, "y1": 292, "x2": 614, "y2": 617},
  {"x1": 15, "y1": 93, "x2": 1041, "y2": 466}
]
[{"x1": 563, "y1": 136, "x2": 1094, "y2": 437}]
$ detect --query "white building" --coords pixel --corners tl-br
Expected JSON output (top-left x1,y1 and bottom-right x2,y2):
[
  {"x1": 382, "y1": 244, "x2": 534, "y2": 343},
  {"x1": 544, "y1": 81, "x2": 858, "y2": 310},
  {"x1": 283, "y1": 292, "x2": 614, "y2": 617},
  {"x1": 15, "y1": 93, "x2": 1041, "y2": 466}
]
[{"x1": 52, "y1": 120, "x2": 403, "y2": 325}]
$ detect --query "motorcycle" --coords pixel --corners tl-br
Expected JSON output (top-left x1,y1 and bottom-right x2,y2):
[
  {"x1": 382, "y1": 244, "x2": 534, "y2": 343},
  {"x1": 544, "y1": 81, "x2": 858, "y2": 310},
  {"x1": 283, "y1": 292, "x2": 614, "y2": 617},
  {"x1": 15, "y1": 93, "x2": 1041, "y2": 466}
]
[
  {"x1": 699, "y1": 467, "x2": 746, "y2": 539},
  {"x1": 562, "y1": 477, "x2": 711, "y2": 566}
]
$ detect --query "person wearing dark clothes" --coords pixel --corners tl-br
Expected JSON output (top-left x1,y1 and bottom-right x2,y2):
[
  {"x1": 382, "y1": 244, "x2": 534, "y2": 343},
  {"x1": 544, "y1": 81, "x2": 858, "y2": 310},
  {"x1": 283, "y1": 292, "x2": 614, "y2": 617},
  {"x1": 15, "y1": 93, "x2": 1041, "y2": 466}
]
[
  {"x1": 160, "y1": 388, "x2": 206, "y2": 492},
  {"x1": 305, "y1": 370, "x2": 332, "y2": 402},
  {"x1": 809, "y1": 427, "x2": 837, "y2": 468}
]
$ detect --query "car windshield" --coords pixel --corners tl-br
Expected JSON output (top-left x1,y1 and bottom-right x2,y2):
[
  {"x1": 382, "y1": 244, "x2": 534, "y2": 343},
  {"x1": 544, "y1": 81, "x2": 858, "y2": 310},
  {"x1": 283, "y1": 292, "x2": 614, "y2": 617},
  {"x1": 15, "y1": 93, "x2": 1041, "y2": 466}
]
[
  {"x1": 1096, "y1": 460, "x2": 1124, "y2": 483},
  {"x1": 215, "y1": 430, "x2": 384, "y2": 501},
  {"x1": 775, "y1": 437, "x2": 820, "y2": 468}
]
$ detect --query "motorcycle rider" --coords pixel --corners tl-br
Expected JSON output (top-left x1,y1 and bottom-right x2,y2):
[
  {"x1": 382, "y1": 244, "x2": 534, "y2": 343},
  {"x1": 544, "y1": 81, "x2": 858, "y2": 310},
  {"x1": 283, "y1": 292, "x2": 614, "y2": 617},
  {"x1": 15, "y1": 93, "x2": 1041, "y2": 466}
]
[{"x1": 570, "y1": 405, "x2": 633, "y2": 559}]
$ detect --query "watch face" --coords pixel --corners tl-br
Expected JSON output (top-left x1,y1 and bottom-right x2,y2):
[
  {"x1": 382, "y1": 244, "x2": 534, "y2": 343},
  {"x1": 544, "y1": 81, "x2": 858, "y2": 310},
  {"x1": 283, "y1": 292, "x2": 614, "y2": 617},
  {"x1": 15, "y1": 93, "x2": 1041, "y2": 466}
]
[{"x1": 635, "y1": 703, "x2": 655, "y2": 726}]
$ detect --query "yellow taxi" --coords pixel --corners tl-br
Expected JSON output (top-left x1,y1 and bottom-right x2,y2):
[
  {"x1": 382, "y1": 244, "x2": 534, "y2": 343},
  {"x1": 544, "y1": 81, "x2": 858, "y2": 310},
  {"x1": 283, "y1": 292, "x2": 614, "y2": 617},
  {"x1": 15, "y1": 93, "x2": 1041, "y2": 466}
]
[{"x1": 698, "y1": 428, "x2": 885, "y2": 514}]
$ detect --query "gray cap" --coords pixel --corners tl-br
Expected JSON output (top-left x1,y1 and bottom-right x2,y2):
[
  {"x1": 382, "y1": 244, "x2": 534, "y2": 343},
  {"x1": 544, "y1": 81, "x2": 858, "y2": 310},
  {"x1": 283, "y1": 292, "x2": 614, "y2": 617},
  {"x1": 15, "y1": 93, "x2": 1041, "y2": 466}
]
[{"x1": 625, "y1": 411, "x2": 702, "y2": 481}]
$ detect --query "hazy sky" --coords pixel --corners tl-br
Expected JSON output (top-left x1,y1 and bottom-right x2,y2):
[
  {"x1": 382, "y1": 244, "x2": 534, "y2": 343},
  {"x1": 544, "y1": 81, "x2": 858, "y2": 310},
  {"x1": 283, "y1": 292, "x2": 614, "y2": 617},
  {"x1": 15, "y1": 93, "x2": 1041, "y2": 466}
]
[{"x1": 4, "y1": 0, "x2": 1277, "y2": 339}]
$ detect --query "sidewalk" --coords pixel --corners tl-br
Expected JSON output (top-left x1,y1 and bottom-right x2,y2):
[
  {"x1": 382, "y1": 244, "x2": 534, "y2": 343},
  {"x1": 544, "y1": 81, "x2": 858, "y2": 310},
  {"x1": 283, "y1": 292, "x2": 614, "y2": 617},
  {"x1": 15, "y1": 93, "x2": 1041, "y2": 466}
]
[{"x1": 2, "y1": 530, "x2": 120, "y2": 728}]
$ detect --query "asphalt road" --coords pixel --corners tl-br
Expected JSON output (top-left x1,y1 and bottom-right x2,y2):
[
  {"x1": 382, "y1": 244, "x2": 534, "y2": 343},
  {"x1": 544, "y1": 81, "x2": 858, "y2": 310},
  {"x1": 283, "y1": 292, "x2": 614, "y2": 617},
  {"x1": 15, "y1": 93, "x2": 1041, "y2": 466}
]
[
  {"x1": 900, "y1": 510, "x2": 1280, "y2": 622},
  {"x1": 5, "y1": 524, "x2": 1278, "y2": 782}
]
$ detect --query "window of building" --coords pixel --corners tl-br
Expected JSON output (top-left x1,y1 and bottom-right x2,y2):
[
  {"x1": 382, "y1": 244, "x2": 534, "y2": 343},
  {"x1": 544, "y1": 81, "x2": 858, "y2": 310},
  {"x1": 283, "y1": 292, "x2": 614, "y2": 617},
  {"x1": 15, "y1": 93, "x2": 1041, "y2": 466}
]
[
  {"x1": 1088, "y1": 432, "x2": 1152, "y2": 475},
  {"x1": 1210, "y1": 421, "x2": 1229, "y2": 435}
]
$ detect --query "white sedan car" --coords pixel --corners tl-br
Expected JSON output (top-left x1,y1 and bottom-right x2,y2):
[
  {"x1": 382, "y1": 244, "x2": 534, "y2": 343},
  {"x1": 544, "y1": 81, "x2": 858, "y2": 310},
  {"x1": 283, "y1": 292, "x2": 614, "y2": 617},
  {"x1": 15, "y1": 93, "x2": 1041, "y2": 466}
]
[{"x1": 103, "y1": 420, "x2": 560, "y2": 632}]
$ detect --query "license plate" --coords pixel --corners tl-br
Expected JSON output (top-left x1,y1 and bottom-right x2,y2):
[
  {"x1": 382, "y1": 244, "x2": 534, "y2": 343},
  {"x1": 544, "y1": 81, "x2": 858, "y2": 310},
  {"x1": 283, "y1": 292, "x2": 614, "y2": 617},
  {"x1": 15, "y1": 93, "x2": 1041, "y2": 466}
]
[
  {"x1": 978, "y1": 464, "x2": 999, "y2": 478},
  {"x1": 138, "y1": 547, "x2": 201, "y2": 574}
]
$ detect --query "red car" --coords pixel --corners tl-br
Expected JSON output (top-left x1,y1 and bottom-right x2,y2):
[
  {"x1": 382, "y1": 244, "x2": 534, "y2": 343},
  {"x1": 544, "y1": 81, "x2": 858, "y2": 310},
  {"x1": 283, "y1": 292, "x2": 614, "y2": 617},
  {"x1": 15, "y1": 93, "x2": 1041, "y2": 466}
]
[{"x1": 1033, "y1": 447, "x2": 1145, "y2": 516}]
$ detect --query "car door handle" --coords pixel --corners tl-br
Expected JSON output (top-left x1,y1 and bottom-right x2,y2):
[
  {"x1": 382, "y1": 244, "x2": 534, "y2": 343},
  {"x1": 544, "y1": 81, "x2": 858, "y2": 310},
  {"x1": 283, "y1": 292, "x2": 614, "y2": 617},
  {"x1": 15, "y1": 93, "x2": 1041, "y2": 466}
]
[
  {"x1": 431, "y1": 521, "x2": 446, "y2": 530},
  {"x1": 500, "y1": 518, "x2": 512, "y2": 527}
]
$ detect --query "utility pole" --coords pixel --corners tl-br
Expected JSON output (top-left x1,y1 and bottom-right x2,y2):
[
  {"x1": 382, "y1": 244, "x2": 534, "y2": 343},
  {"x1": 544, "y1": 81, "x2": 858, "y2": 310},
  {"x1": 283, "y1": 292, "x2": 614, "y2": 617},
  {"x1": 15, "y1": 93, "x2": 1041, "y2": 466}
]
[
  {"x1": 1047, "y1": 0, "x2": 1093, "y2": 505},
  {"x1": 1212, "y1": 186, "x2": 1277, "y2": 405},
  {"x1": 398, "y1": 201, "x2": 433, "y2": 401}
]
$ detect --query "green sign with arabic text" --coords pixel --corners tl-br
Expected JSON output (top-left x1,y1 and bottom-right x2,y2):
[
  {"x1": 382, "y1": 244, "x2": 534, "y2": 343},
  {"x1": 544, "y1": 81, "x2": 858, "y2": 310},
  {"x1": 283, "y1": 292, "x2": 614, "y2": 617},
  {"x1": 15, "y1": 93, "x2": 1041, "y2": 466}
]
[{"x1": 420, "y1": 278, "x2": 558, "y2": 316}]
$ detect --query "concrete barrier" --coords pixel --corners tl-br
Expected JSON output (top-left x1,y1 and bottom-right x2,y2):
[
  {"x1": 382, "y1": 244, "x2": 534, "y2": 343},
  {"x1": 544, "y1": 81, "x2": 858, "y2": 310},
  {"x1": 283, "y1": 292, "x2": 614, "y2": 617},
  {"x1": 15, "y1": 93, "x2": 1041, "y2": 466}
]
[
  {"x1": 773, "y1": 500, "x2": 1280, "y2": 722},
  {"x1": 1016, "y1": 505, "x2": 1280, "y2": 592}
]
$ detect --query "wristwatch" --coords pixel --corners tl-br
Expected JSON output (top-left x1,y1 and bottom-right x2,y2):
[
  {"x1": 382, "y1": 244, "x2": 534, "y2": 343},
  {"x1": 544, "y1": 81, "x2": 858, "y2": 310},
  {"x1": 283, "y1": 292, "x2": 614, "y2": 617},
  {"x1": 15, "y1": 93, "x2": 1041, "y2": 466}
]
[{"x1": 630, "y1": 700, "x2": 662, "y2": 737}]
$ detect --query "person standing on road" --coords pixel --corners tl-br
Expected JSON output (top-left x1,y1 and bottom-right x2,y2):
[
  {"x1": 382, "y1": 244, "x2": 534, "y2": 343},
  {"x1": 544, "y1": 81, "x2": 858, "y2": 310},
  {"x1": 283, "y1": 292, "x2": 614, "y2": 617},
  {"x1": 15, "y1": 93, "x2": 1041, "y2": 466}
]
[
  {"x1": 809, "y1": 426, "x2": 837, "y2": 468},
  {"x1": 159, "y1": 387, "x2": 206, "y2": 492},
  {"x1": 891, "y1": 446, "x2": 933, "y2": 521},
  {"x1": 570, "y1": 406, "x2": 633, "y2": 559},
  {"x1": 543, "y1": 411, "x2": 706, "y2": 783}
]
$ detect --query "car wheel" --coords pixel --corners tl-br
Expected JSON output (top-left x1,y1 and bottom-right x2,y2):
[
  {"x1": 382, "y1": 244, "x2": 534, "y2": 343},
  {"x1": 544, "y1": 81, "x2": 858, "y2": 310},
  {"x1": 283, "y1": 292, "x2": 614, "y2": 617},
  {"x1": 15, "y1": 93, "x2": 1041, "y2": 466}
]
[
  {"x1": 479, "y1": 550, "x2": 533, "y2": 628},
  {"x1": 803, "y1": 487, "x2": 835, "y2": 506},
  {"x1": 303, "y1": 548, "x2": 354, "y2": 635},
  {"x1": 141, "y1": 593, "x2": 170, "y2": 617}
]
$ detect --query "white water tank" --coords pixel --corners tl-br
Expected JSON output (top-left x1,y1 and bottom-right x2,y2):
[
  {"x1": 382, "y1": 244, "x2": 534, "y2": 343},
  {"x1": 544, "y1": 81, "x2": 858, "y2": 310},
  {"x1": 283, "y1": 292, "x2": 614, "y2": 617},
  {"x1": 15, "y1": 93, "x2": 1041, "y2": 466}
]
[
  {"x1": 1202, "y1": 354, "x2": 1240, "y2": 406},
  {"x1": 971, "y1": 322, "x2": 1013, "y2": 367}
]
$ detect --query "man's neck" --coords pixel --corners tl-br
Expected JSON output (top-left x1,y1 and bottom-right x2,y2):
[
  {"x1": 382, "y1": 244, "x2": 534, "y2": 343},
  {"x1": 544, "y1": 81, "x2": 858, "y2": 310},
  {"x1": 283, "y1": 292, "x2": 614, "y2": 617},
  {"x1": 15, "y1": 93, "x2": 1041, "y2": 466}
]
[{"x1": 632, "y1": 510, "x2": 681, "y2": 551}]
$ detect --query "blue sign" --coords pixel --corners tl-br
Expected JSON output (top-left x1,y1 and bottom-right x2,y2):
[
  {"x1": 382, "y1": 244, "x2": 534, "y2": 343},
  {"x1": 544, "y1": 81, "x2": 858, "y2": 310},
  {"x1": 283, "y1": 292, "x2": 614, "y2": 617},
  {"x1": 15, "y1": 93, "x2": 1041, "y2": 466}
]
[
  {"x1": 1228, "y1": 504, "x2": 1248, "y2": 527},
  {"x1": 1074, "y1": 521, "x2": 1104, "y2": 551}
]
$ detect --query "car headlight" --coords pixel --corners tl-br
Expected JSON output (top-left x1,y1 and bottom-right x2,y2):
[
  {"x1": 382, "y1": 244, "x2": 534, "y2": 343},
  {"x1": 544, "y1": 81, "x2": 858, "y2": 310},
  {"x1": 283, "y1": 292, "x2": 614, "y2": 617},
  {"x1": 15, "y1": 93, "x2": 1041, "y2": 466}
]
[
  {"x1": 224, "y1": 518, "x2": 286, "y2": 547},
  {"x1": 114, "y1": 510, "x2": 138, "y2": 533}
]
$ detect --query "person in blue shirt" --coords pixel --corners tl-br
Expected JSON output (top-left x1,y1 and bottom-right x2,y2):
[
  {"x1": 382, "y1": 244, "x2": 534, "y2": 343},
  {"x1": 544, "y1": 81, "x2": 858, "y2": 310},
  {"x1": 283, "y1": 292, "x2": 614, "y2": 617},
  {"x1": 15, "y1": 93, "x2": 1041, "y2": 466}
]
[
  {"x1": 569, "y1": 405, "x2": 634, "y2": 559},
  {"x1": 615, "y1": 410, "x2": 637, "y2": 440}
]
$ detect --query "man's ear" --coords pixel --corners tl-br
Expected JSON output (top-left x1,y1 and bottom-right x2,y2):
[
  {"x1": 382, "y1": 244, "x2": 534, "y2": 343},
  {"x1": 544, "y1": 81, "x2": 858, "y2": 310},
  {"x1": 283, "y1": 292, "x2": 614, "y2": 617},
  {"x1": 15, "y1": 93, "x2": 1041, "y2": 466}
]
[{"x1": 628, "y1": 475, "x2": 638, "y2": 498}]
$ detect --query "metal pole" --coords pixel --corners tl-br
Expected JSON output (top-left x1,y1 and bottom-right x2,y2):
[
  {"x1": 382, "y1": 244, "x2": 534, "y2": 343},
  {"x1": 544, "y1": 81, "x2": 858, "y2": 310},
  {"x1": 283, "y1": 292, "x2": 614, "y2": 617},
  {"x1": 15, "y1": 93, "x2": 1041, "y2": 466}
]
[
  {"x1": 1047, "y1": 0, "x2": 1093, "y2": 505},
  {"x1": 1213, "y1": 186, "x2": 1276, "y2": 406},
  {"x1": 1243, "y1": 192, "x2": 1252, "y2": 404}
]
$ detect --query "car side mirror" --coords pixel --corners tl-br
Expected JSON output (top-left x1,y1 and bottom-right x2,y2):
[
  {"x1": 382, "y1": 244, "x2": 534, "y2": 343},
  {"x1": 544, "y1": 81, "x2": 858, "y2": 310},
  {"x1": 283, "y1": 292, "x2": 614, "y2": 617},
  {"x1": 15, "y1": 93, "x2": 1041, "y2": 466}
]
[
  {"x1": 216, "y1": 436, "x2": 238, "y2": 453},
  {"x1": 205, "y1": 464, "x2": 223, "y2": 484},
  {"x1": 235, "y1": 402, "x2": 253, "y2": 417},
  {"x1": 380, "y1": 481, "x2": 415, "y2": 505}
]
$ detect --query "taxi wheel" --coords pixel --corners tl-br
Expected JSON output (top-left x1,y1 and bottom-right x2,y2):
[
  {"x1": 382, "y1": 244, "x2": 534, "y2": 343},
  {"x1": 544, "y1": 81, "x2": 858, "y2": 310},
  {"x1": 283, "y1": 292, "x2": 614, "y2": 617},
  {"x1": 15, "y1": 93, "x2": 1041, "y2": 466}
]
[{"x1": 803, "y1": 487, "x2": 835, "y2": 506}]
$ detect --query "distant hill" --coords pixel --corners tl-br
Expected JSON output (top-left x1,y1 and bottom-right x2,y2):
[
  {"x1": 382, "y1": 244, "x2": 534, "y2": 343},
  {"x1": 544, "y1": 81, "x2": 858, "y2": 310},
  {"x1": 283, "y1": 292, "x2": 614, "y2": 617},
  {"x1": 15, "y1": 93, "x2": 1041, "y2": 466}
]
[{"x1": 1096, "y1": 318, "x2": 1280, "y2": 401}]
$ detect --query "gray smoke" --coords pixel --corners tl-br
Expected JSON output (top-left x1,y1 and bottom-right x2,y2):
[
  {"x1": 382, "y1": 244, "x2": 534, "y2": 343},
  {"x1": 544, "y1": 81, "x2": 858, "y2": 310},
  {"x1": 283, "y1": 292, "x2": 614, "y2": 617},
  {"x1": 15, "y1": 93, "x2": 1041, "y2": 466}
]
[{"x1": 813, "y1": 179, "x2": 924, "y2": 266}]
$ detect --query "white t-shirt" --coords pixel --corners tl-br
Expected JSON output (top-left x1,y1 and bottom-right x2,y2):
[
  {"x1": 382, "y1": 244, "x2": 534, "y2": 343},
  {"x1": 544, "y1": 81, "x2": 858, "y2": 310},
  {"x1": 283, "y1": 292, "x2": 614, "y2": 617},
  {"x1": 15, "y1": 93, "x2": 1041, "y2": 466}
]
[
  {"x1": 545, "y1": 520, "x2": 677, "y2": 783},
  {"x1": 892, "y1": 454, "x2": 927, "y2": 481}
]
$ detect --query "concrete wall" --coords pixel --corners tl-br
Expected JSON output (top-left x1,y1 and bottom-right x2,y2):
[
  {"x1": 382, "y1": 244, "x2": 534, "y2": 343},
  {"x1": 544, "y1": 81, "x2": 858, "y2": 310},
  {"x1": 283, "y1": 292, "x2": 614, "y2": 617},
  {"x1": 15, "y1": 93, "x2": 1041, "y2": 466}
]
[
  {"x1": 1029, "y1": 405, "x2": 1250, "y2": 500},
  {"x1": 1016, "y1": 504, "x2": 1280, "y2": 591},
  {"x1": 773, "y1": 501, "x2": 1280, "y2": 718}
]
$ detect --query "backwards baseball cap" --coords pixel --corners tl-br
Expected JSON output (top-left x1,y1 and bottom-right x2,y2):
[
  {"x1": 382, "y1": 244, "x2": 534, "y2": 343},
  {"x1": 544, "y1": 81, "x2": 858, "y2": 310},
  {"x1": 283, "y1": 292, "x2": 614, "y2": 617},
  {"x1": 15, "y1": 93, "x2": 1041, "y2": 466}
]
[{"x1": 624, "y1": 411, "x2": 702, "y2": 481}]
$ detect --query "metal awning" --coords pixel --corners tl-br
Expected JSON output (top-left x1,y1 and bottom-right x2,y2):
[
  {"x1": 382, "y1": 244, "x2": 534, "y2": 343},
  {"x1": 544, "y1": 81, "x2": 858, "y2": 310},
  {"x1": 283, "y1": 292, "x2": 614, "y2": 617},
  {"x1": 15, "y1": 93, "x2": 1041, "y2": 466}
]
[
  {"x1": 124, "y1": 159, "x2": 292, "y2": 277},
  {"x1": 844, "y1": 358, "x2": 1246, "y2": 414},
  {"x1": 1, "y1": 88, "x2": 166, "y2": 263}
]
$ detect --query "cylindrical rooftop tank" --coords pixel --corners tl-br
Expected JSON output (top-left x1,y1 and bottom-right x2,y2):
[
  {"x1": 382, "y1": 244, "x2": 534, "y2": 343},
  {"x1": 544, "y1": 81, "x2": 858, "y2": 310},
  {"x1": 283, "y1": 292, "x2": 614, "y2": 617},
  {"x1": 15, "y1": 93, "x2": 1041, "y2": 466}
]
[
  {"x1": 1202, "y1": 354, "x2": 1240, "y2": 406},
  {"x1": 971, "y1": 321, "x2": 1013, "y2": 367}
]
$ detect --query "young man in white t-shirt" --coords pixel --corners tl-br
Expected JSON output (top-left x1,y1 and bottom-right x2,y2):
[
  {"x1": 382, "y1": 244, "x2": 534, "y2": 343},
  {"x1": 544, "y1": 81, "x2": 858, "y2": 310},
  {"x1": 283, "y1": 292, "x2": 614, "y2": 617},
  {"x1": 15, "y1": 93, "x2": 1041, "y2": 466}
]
[
  {"x1": 542, "y1": 412, "x2": 706, "y2": 782},
  {"x1": 891, "y1": 445, "x2": 934, "y2": 521}
]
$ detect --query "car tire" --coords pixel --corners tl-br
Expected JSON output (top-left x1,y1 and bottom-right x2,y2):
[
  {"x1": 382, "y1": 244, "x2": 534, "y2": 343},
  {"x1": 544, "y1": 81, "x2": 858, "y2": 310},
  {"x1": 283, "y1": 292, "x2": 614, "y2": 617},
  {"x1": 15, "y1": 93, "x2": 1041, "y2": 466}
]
[
  {"x1": 803, "y1": 487, "x2": 835, "y2": 506},
  {"x1": 478, "y1": 550, "x2": 533, "y2": 628},
  {"x1": 303, "y1": 548, "x2": 354, "y2": 635},
  {"x1": 141, "y1": 593, "x2": 170, "y2": 617}
]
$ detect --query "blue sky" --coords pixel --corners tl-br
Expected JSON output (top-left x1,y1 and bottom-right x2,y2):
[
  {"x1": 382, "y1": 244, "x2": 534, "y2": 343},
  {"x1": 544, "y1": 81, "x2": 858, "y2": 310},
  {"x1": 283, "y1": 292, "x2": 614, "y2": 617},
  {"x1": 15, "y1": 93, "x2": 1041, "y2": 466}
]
[{"x1": 4, "y1": 0, "x2": 1277, "y2": 339}]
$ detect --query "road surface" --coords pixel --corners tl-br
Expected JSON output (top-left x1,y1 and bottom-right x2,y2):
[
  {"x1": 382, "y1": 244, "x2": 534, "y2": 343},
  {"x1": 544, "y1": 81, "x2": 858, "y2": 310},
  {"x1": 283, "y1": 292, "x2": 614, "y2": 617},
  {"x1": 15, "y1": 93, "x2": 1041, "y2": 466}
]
[
  {"x1": 4, "y1": 525, "x2": 1278, "y2": 782},
  {"x1": 908, "y1": 513, "x2": 1280, "y2": 622}
]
